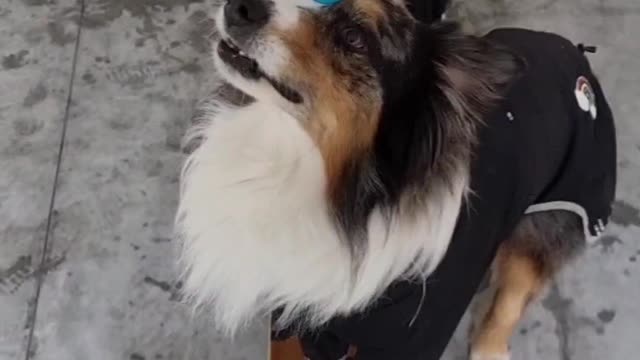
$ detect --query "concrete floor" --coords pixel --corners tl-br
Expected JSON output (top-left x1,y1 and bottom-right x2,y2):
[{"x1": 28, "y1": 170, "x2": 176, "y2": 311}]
[{"x1": 0, "y1": 0, "x2": 638, "y2": 359}]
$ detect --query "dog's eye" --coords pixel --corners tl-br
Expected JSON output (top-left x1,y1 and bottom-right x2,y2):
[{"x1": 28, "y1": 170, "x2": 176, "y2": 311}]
[{"x1": 340, "y1": 27, "x2": 365, "y2": 51}]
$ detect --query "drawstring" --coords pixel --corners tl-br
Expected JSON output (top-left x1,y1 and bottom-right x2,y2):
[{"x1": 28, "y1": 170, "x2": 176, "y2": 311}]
[{"x1": 577, "y1": 43, "x2": 598, "y2": 54}]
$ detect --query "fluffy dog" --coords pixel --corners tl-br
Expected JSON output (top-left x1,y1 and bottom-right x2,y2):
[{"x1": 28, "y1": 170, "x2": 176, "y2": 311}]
[{"x1": 176, "y1": 0, "x2": 616, "y2": 358}]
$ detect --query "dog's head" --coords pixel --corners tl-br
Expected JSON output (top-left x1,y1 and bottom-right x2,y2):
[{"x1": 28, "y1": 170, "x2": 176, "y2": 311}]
[
  {"x1": 215, "y1": 0, "x2": 422, "y2": 191},
  {"x1": 214, "y1": 0, "x2": 520, "y2": 198},
  {"x1": 215, "y1": 0, "x2": 415, "y2": 107}
]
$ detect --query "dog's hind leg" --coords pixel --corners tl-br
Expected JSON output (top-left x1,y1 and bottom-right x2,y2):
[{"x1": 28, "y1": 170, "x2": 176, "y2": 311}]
[
  {"x1": 469, "y1": 210, "x2": 585, "y2": 360},
  {"x1": 469, "y1": 245, "x2": 542, "y2": 360}
]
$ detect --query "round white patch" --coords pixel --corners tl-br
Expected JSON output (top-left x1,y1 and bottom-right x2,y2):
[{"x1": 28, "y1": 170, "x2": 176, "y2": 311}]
[{"x1": 574, "y1": 76, "x2": 597, "y2": 119}]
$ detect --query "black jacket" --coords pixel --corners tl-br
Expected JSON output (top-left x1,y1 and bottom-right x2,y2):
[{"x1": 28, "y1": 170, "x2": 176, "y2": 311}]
[
  {"x1": 292, "y1": 28, "x2": 616, "y2": 360},
  {"x1": 410, "y1": 0, "x2": 449, "y2": 22}
]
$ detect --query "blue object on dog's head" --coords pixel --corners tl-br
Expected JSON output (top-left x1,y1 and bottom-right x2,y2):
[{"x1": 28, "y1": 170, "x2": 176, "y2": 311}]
[{"x1": 314, "y1": 0, "x2": 341, "y2": 6}]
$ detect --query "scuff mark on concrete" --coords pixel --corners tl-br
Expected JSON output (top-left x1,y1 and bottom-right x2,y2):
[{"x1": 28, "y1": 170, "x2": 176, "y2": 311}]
[
  {"x1": 108, "y1": 62, "x2": 156, "y2": 89},
  {"x1": 143, "y1": 276, "x2": 172, "y2": 292},
  {"x1": 23, "y1": 82, "x2": 48, "y2": 107},
  {"x1": 130, "y1": 353, "x2": 145, "y2": 360},
  {"x1": 0, "y1": 255, "x2": 65, "y2": 295},
  {"x1": 2, "y1": 50, "x2": 29, "y2": 70},
  {"x1": 47, "y1": 21, "x2": 76, "y2": 46},
  {"x1": 542, "y1": 284, "x2": 573, "y2": 360},
  {"x1": 22, "y1": 0, "x2": 50, "y2": 6},
  {"x1": 82, "y1": 0, "x2": 205, "y2": 29},
  {"x1": 596, "y1": 235, "x2": 623, "y2": 253},
  {"x1": 23, "y1": 26, "x2": 46, "y2": 45},
  {"x1": 0, "y1": 256, "x2": 32, "y2": 294},
  {"x1": 82, "y1": 72, "x2": 97, "y2": 84},
  {"x1": 108, "y1": 116, "x2": 135, "y2": 131},
  {"x1": 133, "y1": 15, "x2": 163, "y2": 47},
  {"x1": 0, "y1": 6, "x2": 11, "y2": 18},
  {"x1": 145, "y1": 161, "x2": 164, "y2": 177},
  {"x1": 576, "y1": 315, "x2": 604, "y2": 335},
  {"x1": 597, "y1": 309, "x2": 616, "y2": 324},
  {"x1": 13, "y1": 117, "x2": 44, "y2": 136},
  {"x1": 24, "y1": 297, "x2": 37, "y2": 330},
  {"x1": 150, "y1": 236, "x2": 171, "y2": 244},
  {"x1": 162, "y1": 114, "x2": 188, "y2": 153},
  {"x1": 180, "y1": 61, "x2": 203, "y2": 74},
  {"x1": 186, "y1": 9, "x2": 216, "y2": 54},
  {"x1": 611, "y1": 200, "x2": 640, "y2": 227},
  {"x1": 519, "y1": 320, "x2": 542, "y2": 335},
  {"x1": 142, "y1": 276, "x2": 182, "y2": 301}
]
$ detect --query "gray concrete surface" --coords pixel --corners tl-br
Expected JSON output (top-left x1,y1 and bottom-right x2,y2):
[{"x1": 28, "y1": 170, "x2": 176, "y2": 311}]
[{"x1": 0, "y1": 0, "x2": 638, "y2": 359}]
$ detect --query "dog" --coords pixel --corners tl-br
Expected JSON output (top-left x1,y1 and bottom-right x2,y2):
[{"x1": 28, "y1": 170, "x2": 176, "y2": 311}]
[{"x1": 175, "y1": 0, "x2": 616, "y2": 359}]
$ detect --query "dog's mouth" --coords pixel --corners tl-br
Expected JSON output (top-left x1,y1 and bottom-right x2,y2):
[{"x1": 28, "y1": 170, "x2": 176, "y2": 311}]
[{"x1": 217, "y1": 39, "x2": 303, "y2": 104}]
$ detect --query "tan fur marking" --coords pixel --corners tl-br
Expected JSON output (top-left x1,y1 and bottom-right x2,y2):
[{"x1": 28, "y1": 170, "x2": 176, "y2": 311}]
[
  {"x1": 269, "y1": 338, "x2": 357, "y2": 360},
  {"x1": 274, "y1": 16, "x2": 383, "y2": 197},
  {"x1": 471, "y1": 245, "x2": 545, "y2": 356},
  {"x1": 353, "y1": 0, "x2": 387, "y2": 29},
  {"x1": 270, "y1": 337, "x2": 305, "y2": 360}
]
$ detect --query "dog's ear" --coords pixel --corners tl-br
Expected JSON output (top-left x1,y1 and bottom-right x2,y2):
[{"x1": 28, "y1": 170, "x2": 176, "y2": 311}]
[{"x1": 431, "y1": 23, "x2": 525, "y2": 122}]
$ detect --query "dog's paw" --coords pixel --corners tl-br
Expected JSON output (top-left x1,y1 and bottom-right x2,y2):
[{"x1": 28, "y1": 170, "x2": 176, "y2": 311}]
[{"x1": 469, "y1": 351, "x2": 511, "y2": 360}]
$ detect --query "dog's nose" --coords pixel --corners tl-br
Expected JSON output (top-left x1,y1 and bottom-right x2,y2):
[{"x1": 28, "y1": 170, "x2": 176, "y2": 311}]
[{"x1": 225, "y1": 0, "x2": 269, "y2": 30}]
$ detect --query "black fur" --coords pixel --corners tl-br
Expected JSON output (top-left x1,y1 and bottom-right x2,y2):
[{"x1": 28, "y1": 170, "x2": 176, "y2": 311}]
[
  {"x1": 507, "y1": 210, "x2": 586, "y2": 275},
  {"x1": 333, "y1": 21, "x2": 524, "y2": 258}
]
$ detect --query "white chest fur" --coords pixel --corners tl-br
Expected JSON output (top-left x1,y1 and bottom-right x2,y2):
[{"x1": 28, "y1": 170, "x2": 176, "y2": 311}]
[{"x1": 176, "y1": 100, "x2": 466, "y2": 333}]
